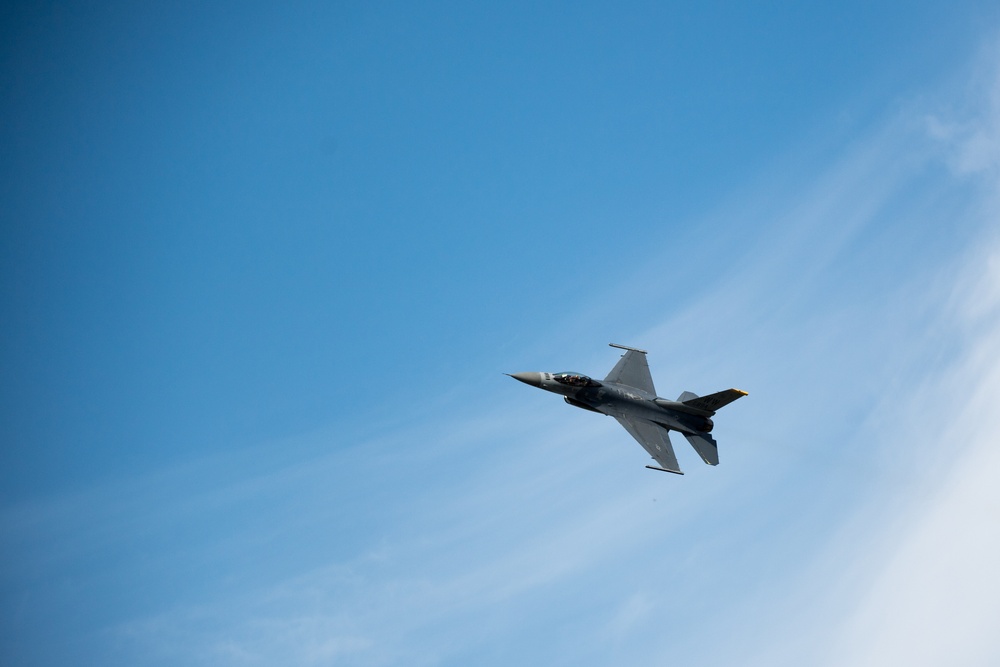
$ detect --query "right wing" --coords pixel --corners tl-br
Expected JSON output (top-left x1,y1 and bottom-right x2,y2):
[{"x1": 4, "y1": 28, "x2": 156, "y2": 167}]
[{"x1": 613, "y1": 415, "x2": 682, "y2": 474}]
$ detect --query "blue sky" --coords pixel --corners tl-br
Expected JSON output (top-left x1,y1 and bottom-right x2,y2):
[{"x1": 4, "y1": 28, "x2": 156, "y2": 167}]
[{"x1": 4, "y1": 2, "x2": 1000, "y2": 665}]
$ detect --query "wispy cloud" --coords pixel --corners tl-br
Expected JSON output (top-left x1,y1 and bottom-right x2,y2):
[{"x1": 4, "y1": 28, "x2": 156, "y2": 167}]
[
  {"x1": 690, "y1": 44, "x2": 1000, "y2": 667},
  {"x1": 6, "y1": 31, "x2": 1000, "y2": 667},
  {"x1": 815, "y1": 221, "x2": 1000, "y2": 666}
]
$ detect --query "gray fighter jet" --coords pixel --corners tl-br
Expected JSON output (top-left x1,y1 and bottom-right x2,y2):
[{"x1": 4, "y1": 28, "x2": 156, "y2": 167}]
[{"x1": 509, "y1": 344, "x2": 747, "y2": 474}]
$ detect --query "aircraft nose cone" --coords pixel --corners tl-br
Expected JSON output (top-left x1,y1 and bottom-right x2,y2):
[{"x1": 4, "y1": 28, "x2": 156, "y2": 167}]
[{"x1": 508, "y1": 372, "x2": 543, "y2": 387}]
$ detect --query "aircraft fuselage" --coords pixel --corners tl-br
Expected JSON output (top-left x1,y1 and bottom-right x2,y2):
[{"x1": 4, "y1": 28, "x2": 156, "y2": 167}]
[{"x1": 509, "y1": 372, "x2": 712, "y2": 435}]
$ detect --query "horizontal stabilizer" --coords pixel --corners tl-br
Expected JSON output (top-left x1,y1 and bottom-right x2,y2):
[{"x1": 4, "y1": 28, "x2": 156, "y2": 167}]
[
  {"x1": 677, "y1": 391, "x2": 699, "y2": 402},
  {"x1": 681, "y1": 388, "x2": 747, "y2": 414},
  {"x1": 683, "y1": 432, "x2": 719, "y2": 466}
]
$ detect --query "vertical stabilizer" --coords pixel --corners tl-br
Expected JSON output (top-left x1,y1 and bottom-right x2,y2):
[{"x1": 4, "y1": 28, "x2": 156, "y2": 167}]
[{"x1": 682, "y1": 389, "x2": 747, "y2": 413}]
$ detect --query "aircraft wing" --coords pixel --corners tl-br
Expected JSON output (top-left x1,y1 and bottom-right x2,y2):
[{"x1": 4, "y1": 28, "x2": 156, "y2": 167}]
[
  {"x1": 604, "y1": 345, "x2": 656, "y2": 395},
  {"x1": 613, "y1": 416, "x2": 682, "y2": 474}
]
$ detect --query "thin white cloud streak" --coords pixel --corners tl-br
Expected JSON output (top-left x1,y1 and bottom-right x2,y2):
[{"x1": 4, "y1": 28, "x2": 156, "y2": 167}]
[
  {"x1": 672, "y1": 44, "x2": 1000, "y2": 667},
  {"x1": 814, "y1": 113, "x2": 1000, "y2": 667},
  {"x1": 102, "y1": 411, "x2": 716, "y2": 666},
  {"x1": 829, "y1": 303, "x2": 1000, "y2": 666},
  {"x1": 697, "y1": 235, "x2": 1000, "y2": 667}
]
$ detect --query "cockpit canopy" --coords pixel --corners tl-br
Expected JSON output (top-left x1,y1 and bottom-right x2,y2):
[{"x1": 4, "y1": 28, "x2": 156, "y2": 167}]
[{"x1": 553, "y1": 372, "x2": 602, "y2": 388}]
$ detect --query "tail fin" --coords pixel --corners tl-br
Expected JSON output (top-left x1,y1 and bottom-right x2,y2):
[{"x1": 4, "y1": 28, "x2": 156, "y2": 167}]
[
  {"x1": 680, "y1": 388, "x2": 747, "y2": 414},
  {"x1": 669, "y1": 390, "x2": 745, "y2": 465}
]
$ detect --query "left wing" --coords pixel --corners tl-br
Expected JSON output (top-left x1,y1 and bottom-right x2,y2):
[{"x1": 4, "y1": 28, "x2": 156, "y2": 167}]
[
  {"x1": 604, "y1": 344, "x2": 656, "y2": 395},
  {"x1": 613, "y1": 415, "x2": 682, "y2": 474}
]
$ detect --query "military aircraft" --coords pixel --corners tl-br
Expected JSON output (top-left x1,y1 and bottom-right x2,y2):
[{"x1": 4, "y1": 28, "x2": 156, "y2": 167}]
[{"x1": 508, "y1": 344, "x2": 747, "y2": 475}]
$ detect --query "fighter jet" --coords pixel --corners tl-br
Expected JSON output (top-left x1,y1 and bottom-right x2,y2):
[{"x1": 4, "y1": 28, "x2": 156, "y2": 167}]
[{"x1": 508, "y1": 344, "x2": 747, "y2": 474}]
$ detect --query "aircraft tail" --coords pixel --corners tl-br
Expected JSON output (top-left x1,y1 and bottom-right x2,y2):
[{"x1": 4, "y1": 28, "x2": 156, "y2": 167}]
[
  {"x1": 674, "y1": 389, "x2": 747, "y2": 465},
  {"x1": 678, "y1": 388, "x2": 747, "y2": 414}
]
